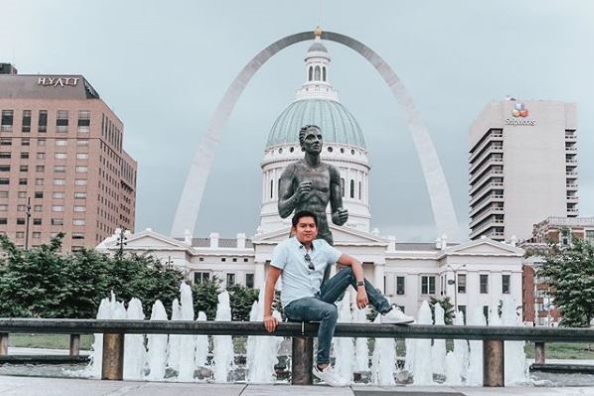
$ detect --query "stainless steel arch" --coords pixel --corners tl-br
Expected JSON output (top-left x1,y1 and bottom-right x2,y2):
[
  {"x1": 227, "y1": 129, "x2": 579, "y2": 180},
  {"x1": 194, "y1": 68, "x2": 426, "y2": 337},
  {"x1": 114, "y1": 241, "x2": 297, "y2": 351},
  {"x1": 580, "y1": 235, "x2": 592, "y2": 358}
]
[{"x1": 171, "y1": 31, "x2": 461, "y2": 241}]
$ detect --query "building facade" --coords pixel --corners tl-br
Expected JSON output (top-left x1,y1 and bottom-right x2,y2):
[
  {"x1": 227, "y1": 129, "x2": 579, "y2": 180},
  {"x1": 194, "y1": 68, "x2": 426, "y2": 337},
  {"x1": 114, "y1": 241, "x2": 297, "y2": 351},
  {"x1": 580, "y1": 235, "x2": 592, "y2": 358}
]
[
  {"x1": 0, "y1": 66, "x2": 137, "y2": 251},
  {"x1": 469, "y1": 100, "x2": 578, "y2": 243},
  {"x1": 520, "y1": 216, "x2": 594, "y2": 326}
]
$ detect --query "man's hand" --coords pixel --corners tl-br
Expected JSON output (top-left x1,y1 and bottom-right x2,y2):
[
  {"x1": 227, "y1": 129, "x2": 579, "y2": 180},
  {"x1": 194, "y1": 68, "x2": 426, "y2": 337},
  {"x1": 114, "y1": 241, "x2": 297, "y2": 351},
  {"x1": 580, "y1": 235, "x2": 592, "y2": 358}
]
[
  {"x1": 296, "y1": 181, "x2": 313, "y2": 201},
  {"x1": 332, "y1": 207, "x2": 348, "y2": 225},
  {"x1": 263, "y1": 315, "x2": 279, "y2": 332},
  {"x1": 356, "y1": 288, "x2": 369, "y2": 309}
]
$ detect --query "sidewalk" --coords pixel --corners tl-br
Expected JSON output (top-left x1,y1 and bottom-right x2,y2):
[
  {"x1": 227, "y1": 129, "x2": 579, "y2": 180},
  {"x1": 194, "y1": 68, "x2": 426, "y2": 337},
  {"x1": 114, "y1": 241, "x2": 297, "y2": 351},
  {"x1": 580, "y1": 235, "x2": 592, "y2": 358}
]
[{"x1": 0, "y1": 376, "x2": 593, "y2": 396}]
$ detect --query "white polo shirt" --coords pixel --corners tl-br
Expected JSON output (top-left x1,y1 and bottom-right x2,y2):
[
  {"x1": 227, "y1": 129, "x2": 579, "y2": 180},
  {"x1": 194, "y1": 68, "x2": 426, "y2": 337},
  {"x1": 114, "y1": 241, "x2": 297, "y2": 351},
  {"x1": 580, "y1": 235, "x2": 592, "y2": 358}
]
[{"x1": 271, "y1": 237, "x2": 341, "y2": 308}]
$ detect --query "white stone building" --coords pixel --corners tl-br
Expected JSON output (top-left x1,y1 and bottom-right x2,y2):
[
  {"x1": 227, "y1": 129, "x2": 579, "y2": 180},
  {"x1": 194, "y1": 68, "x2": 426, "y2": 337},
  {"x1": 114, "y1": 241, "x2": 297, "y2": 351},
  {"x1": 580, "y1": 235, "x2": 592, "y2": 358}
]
[{"x1": 97, "y1": 36, "x2": 524, "y2": 319}]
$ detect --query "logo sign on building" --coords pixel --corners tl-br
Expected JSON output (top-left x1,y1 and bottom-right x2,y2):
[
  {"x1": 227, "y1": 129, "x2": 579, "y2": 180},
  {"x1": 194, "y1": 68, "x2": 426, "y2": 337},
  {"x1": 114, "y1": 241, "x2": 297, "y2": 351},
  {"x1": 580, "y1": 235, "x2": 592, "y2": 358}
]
[
  {"x1": 505, "y1": 102, "x2": 536, "y2": 126},
  {"x1": 37, "y1": 77, "x2": 80, "y2": 87}
]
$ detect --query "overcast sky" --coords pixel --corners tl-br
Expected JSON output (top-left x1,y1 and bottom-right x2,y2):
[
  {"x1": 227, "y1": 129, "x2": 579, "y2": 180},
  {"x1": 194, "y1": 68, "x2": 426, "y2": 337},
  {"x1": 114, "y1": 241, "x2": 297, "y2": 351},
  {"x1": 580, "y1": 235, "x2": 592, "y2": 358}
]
[{"x1": 2, "y1": 1, "x2": 593, "y2": 241}]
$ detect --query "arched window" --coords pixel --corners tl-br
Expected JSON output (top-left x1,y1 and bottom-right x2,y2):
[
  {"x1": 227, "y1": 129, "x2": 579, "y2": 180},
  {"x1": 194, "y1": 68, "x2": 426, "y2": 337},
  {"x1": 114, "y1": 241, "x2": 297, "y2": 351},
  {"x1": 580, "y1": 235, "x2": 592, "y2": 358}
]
[
  {"x1": 322, "y1": 67, "x2": 326, "y2": 81},
  {"x1": 340, "y1": 178, "x2": 345, "y2": 197},
  {"x1": 308, "y1": 66, "x2": 313, "y2": 81},
  {"x1": 359, "y1": 181, "x2": 362, "y2": 200},
  {"x1": 350, "y1": 180, "x2": 355, "y2": 199},
  {"x1": 314, "y1": 66, "x2": 321, "y2": 81},
  {"x1": 270, "y1": 179, "x2": 274, "y2": 199}
]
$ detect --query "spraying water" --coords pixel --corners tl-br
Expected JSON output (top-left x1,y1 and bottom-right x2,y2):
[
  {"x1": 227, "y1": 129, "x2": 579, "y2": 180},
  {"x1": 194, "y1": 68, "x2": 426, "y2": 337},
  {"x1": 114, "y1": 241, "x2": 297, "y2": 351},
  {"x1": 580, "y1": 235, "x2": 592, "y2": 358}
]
[
  {"x1": 501, "y1": 297, "x2": 528, "y2": 384},
  {"x1": 431, "y1": 302, "x2": 446, "y2": 378},
  {"x1": 452, "y1": 310, "x2": 469, "y2": 383},
  {"x1": 177, "y1": 283, "x2": 196, "y2": 381},
  {"x1": 195, "y1": 311, "x2": 209, "y2": 369},
  {"x1": 212, "y1": 291, "x2": 234, "y2": 382},
  {"x1": 123, "y1": 298, "x2": 146, "y2": 379},
  {"x1": 371, "y1": 314, "x2": 395, "y2": 385},
  {"x1": 333, "y1": 296, "x2": 354, "y2": 382},
  {"x1": 412, "y1": 301, "x2": 433, "y2": 385},
  {"x1": 466, "y1": 308, "x2": 486, "y2": 386},
  {"x1": 352, "y1": 307, "x2": 369, "y2": 372},
  {"x1": 146, "y1": 300, "x2": 168, "y2": 380},
  {"x1": 167, "y1": 299, "x2": 182, "y2": 372}
]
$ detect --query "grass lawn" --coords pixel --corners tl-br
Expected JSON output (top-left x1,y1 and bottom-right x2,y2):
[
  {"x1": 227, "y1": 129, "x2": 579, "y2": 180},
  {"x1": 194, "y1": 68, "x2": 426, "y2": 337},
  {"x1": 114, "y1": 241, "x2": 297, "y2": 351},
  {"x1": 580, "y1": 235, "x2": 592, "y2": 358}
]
[
  {"x1": 8, "y1": 334, "x2": 94, "y2": 350},
  {"x1": 524, "y1": 342, "x2": 594, "y2": 360}
]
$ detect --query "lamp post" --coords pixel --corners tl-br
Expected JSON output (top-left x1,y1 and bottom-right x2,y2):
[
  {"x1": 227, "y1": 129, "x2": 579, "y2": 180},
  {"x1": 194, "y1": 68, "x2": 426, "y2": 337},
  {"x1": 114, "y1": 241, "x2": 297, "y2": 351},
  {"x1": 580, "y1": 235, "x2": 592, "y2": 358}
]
[
  {"x1": 446, "y1": 264, "x2": 466, "y2": 313},
  {"x1": 116, "y1": 226, "x2": 127, "y2": 257}
]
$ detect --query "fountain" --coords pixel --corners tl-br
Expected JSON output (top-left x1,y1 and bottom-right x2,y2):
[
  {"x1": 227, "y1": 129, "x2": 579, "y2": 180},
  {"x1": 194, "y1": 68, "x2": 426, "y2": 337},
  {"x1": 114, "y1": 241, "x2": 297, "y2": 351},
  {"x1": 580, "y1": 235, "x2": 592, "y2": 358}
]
[
  {"x1": 371, "y1": 314, "x2": 396, "y2": 385},
  {"x1": 451, "y1": 310, "x2": 469, "y2": 384},
  {"x1": 177, "y1": 283, "x2": 196, "y2": 381},
  {"x1": 212, "y1": 291, "x2": 234, "y2": 382},
  {"x1": 166, "y1": 299, "x2": 182, "y2": 373},
  {"x1": 352, "y1": 307, "x2": 369, "y2": 373},
  {"x1": 431, "y1": 302, "x2": 447, "y2": 379},
  {"x1": 194, "y1": 311, "x2": 209, "y2": 370},
  {"x1": 123, "y1": 298, "x2": 146, "y2": 379},
  {"x1": 334, "y1": 296, "x2": 355, "y2": 382},
  {"x1": 146, "y1": 300, "x2": 168, "y2": 380},
  {"x1": 410, "y1": 300, "x2": 433, "y2": 385},
  {"x1": 466, "y1": 307, "x2": 486, "y2": 386}
]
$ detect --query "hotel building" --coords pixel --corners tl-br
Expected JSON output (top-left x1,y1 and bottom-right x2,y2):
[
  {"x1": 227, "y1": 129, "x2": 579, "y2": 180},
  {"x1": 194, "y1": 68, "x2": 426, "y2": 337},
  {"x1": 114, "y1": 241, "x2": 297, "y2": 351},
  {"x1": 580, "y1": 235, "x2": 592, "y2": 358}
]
[
  {"x1": 0, "y1": 63, "x2": 137, "y2": 251},
  {"x1": 469, "y1": 100, "x2": 578, "y2": 242}
]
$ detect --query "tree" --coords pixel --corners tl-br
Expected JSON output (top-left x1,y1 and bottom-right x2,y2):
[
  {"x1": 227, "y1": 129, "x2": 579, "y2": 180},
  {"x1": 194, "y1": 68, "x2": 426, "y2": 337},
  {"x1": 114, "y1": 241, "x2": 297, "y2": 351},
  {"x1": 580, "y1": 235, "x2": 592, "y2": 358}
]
[
  {"x1": 539, "y1": 238, "x2": 594, "y2": 327},
  {"x1": 191, "y1": 277, "x2": 221, "y2": 320},
  {"x1": 429, "y1": 296, "x2": 455, "y2": 325},
  {"x1": 227, "y1": 284, "x2": 259, "y2": 321}
]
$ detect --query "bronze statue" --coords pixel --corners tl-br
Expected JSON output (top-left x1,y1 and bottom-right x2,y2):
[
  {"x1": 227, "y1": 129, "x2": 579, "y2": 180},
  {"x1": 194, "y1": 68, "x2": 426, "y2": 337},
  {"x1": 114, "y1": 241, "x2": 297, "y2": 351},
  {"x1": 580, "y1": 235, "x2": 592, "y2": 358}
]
[{"x1": 278, "y1": 124, "x2": 348, "y2": 245}]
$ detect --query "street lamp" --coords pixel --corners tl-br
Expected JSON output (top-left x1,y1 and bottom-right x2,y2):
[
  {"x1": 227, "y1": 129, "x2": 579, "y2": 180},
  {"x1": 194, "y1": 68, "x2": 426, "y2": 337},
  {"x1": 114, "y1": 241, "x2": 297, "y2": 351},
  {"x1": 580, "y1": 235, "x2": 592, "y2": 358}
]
[{"x1": 446, "y1": 264, "x2": 466, "y2": 314}]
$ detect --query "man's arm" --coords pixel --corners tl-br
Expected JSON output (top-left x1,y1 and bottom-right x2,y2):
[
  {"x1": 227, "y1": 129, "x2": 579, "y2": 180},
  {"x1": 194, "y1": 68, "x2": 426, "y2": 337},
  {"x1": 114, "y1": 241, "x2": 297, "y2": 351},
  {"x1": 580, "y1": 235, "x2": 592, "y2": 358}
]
[
  {"x1": 329, "y1": 165, "x2": 348, "y2": 226},
  {"x1": 263, "y1": 266, "x2": 282, "y2": 332},
  {"x1": 337, "y1": 253, "x2": 369, "y2": 309}
]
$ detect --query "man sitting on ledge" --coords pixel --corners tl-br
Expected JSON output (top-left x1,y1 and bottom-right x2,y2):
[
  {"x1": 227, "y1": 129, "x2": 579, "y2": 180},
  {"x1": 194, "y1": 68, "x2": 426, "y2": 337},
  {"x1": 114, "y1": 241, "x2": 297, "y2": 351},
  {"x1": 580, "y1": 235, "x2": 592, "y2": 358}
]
[{"x1": 263, "y1": 210, "x2": 414, "y2": 387}]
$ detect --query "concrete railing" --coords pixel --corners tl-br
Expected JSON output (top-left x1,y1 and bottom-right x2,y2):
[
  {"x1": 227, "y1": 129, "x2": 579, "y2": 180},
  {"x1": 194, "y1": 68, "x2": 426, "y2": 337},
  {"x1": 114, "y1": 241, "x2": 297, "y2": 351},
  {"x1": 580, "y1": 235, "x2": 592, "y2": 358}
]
[{"x1": 1, "y1": 319, "x2": 594, "y2": 387}]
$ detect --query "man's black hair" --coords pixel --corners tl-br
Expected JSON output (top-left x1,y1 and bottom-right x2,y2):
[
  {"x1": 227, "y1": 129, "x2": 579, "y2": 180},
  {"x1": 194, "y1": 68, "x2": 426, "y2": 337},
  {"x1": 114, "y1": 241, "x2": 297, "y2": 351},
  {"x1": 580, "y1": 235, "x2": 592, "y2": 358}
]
[{"x1": 291, "y1": 210, "x2": 318, "y2": 228}]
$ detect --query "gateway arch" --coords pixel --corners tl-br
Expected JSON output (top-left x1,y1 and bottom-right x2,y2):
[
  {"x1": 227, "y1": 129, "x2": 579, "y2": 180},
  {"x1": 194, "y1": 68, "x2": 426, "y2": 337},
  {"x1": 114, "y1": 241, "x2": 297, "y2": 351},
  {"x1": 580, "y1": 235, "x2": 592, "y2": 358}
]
[{"x1": 171, "y1": 30, "x2": 461, "y2": 241}]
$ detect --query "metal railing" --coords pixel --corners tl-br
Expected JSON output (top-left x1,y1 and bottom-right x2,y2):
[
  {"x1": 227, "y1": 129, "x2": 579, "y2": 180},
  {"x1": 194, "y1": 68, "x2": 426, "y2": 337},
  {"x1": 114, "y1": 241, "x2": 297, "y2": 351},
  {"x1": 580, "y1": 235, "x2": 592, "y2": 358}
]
[{"x1": 1, "y1": 318, "x2": 594, "y2": 387}]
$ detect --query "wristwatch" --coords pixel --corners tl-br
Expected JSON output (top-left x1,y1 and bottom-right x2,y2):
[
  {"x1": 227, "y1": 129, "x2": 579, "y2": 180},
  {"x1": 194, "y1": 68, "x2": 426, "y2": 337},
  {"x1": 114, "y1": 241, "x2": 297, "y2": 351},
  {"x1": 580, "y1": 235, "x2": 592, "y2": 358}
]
[{"x1": 356, "y1": 280, "x2": 365, "y2": 288}]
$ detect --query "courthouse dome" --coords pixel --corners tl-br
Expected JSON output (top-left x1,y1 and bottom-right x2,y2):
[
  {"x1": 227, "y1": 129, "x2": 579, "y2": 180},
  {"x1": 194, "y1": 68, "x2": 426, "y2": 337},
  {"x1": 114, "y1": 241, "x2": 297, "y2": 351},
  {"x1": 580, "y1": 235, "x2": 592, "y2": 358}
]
[{"x1": 266, "y1": 99, "x2": 366, "y2": 149}]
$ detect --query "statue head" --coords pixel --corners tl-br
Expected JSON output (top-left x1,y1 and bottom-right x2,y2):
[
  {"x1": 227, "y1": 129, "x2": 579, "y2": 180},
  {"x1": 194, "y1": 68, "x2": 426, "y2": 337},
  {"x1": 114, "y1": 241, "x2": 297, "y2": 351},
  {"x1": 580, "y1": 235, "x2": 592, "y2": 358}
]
[{"x1": 299, "y1": 124, "x2": 323, "y2": 154}]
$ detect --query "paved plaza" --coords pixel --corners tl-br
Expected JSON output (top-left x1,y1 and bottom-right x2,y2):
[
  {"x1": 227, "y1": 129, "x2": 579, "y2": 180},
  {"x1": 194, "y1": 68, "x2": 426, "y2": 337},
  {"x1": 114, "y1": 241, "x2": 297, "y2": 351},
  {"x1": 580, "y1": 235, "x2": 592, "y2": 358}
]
[{"x1": 0, "y1": 376, "x2": 593, "y2": 396}]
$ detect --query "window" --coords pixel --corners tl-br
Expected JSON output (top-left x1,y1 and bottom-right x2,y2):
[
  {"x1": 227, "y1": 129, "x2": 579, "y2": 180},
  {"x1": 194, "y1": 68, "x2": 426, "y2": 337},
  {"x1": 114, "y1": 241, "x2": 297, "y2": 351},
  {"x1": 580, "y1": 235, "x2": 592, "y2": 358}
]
[
  {"x1": 73, "y1": 206, "x2": 86, "y2": 212},
  {"x1": 221, "y1": 258, "x2": 226, "y2": 262},
  {"x1": 52, "y1": 192, "x2": 65, "y2": 199},
  {"x1": 22, "y1": 110, "x2": 31, "y2": 132},
  {"x1": 396, "y1": 276, "x2": 405, "y2": 295},
  {"x1": 16, "y1": 218, "x2": 25, "y2": 225},
  {"x1": 0, "y1": 152, "x2": 10, "y2": 159},
  {"x1": 32, "y1": 232, "x2": 41, "y2": 239},
  {"x1": 20, "y1": 152, "x2": 29, "y2": 159},
  {"x1": 0, "y1": 165, "x2": 9, "y2": 172},
  {"x1": 193, "y1": 271, "x2": 210, "y2": 284},
  {"x1": 19, "y1": 165, "x2": 28, "y2": 172},
  {"x1": 34, "y1": 191, "x2": 43, "y2": 198},
  {"x1": 54, "y1": 166, "x2": 66, "y2": 173},
  {"x1": 74, "y1": 192, "x2": 86, "y2": 199},
  {"x1": 36, "y1": 152, "x2": 46, "y2": 159},
  {"x1": 21, "y1": 138, "x2": 30, "y2": 146},
  {"x1": 33, "y1": 218, "x2": 42, "y2": 225},
  {"x1": 52, "y1": 205, "x2": 64, "y2": 212},
  {"x1": 76, "y1": 153, "x2": 89, "y2": 160},
  {"x1": 502, "y1": 274, "x2": 510, "y2": 294},
  {"x1": 244, "y1": 258, "x2": 248, "y2": 263},
  {"x1": 480, "y1": 274, "x2": 489, "y2": 294},
  {"x1": 0, "y1": 205, "x2": 7, "y2": 211},
  {"x1": 16, "y1": 231, "x2": 24, "y2": 238},
  {"x1": 18, "y1": 178, "x2": 27, "y2": 185},
  {"x1": 246, "y1": 273, "x2": 255, "y2": 289},
  {"x1": 73, "y1": 219, "x2": 85, "y2": 226},
  {"x1": 72, "y1": 233, "x2": 85, "y2": 240},
  {"x1": 78, "y1": 111, "x2": 90, "y2": 132},
  {"x1": 51, "y1": 218, "x2": 64, "y2": 226},
  {"x1": 483, "y1": 305, "x2": 490, "y2": 325},
  {"x1": 226, "y1": 273, "x2": 236, "y2": 287},
  {"x1": 38, "y1": 110, "x2": 47, "y2": 132},
  {"x1": 0, "y1": 178, "x2": 9, "y2": 185},
  {"x1": 458, "y1": 274, "x2": 467, "y2": 293},
  {"x1": 1, "y1": 110, "x2": 14, "y2": 132},
  {"x1": 75, "y1": 166, "x2": 88, "y2": 173},
  {"x1": 53, "y1": 179, "x2": 66, "y2": 186},
  {"x1": 33, "y1": 205, "x2": 42, "y2": 212},
  {"x1": 35, "y1": 178, "x2": 43, "y2": 185},
  {"x1": 55, "y1": 140, "x2": 68, "y2": 146},
  {"x1": 76, "y1": 139, "x2": 89, "y2": 146},
  {"x1": 0, "y1": 139, "x2": 12, "y2": 146},
  {"x1": 340, "y1": 178, "x2": 345, "y2": 197},
  {"x1": 35, "y1": 165, "x2": 45, "y2": 172},
  {"x1": 421, "y1": 275, "x2": 436, "y2": 294},
  {"x1": 54, "y1": 153, "x2": 67, "y2": 159},
  {"x1": 56, "y1": 110, "x2": 69, "y2": 132},
  {"x1": 0, "y1": 191, "x2": 7, "y2": 198},
  {"x1": 17, "y1": 191, "x2": 26, "y2": 198},
  {"x1": 74, "y1": 179, "x2": 87, "y2": 186},
  {"x1": 17, "y1": 204, "x2": 26, "y2": 211},
  {"x1": 38, "y1": 138, "x2": 46, "y2": 146},
  {"x1": 350, "y1": 179, "x2": 355, "y2": 198}
]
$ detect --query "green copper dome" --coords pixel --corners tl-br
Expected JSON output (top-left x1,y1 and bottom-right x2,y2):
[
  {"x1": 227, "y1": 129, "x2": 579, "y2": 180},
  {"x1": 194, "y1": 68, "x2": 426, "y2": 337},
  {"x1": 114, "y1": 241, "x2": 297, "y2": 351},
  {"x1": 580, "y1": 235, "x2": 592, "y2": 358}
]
[{"x1": 266, "y1": 99, "x2": 366, "y2": 149}]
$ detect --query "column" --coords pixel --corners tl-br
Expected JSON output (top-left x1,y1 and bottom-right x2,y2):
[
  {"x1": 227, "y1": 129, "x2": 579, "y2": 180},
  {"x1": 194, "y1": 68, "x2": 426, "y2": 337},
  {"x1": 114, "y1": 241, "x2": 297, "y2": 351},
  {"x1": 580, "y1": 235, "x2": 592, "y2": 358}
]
[{"x1": 374, "y1": 263, "x2": 385, "y2": 294}]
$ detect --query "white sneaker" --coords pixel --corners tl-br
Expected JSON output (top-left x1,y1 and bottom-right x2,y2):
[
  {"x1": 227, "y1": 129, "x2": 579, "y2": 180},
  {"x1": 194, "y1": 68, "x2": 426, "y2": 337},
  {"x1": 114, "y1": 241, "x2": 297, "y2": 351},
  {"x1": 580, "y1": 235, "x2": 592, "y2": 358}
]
[
  {"x1": 381, "y1": 308, "x2": 415, "y2": 324},
  {"x1": 313, "y1": 365, "x2": 349, "y2": 387}
]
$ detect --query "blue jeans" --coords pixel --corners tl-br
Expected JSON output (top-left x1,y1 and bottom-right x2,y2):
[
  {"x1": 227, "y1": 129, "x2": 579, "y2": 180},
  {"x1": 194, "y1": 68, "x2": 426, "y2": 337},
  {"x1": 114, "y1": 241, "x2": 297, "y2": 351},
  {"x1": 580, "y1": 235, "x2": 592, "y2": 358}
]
[{"x1": 283, "y1": 267, "x2": 392, "y2": 365}]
